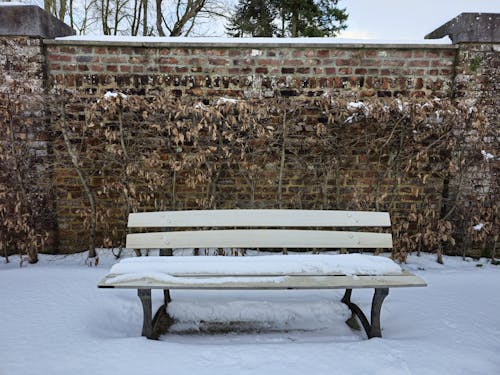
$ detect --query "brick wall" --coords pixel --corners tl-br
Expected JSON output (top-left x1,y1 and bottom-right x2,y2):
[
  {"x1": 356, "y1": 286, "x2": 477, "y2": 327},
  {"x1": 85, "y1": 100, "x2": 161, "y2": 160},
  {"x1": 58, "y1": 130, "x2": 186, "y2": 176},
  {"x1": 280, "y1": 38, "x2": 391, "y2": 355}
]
[
  {"x1": 40, "y1": 40, "x2": 463, "y2": 253},
  {"x1": 44, "y1": 40, "x2": 457, "y2": 100}
]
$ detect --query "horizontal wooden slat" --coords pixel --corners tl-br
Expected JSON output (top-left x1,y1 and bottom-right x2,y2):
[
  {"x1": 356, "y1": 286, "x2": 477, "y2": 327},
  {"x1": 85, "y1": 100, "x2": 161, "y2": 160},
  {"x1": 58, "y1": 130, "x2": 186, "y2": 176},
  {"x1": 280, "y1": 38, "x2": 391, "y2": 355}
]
[
  {"x1": 98, "y1": 271, "x2": 426, "y2": 290},
  {"x1": 128, "y1": 210, "x2": 391, "y2": 228},
  {"x1": 126, "y1": 229, "x2": 393, "y2": 249}
]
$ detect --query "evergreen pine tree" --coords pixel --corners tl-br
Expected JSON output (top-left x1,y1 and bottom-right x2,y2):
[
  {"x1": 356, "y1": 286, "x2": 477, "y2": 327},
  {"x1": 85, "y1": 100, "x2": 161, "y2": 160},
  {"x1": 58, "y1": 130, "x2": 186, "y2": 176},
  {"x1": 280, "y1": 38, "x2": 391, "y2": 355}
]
[
  {"x1": 276, "y1": 0, "x2": 348, "y2": 37},
  {"x1": 227, "y1": 0, "x2": 277, "y2": 37},
  {"x1": 228, "y1": 0, "x2": 348, "y2": 38}
]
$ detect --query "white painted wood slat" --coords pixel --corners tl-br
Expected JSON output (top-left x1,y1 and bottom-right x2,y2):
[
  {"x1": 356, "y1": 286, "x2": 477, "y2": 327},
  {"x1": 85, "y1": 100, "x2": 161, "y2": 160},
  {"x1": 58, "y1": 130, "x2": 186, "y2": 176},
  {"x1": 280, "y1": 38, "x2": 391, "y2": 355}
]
[
  {"x1": 98, "y1": 272, "x2": 427, "y2": 290},
  {"x1": 128, "y1": 209, "x2": 391, "y2": 228},
  {"x1": 126, "y1": 229, "x2": 393, "y2": 249}
]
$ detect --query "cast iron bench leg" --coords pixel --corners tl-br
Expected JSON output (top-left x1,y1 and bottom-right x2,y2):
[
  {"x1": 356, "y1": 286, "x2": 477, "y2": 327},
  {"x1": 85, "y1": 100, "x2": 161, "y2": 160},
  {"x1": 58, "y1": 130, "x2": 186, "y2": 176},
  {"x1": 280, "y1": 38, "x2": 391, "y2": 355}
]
[
  {"x1": 341, "y1": 288, "x2": 389, "y2": 339},
  {"x1": 138, "y1": 289, "x2": 153, "y2": 338},
  {"x1": 138, "y1": 288, "x2": 175, "y2": 340}
]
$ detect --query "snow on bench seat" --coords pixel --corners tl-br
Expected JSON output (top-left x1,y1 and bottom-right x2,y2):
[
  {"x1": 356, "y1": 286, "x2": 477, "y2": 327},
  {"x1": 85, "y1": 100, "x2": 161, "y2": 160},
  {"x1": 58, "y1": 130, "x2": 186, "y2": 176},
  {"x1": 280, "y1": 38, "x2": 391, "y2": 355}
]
[
  {"x1": 98, "y1": 254, "x2": 425, "y2": 290},
  {"x1": 108, "y1": 254, "x2": 401, "y2": 276}
]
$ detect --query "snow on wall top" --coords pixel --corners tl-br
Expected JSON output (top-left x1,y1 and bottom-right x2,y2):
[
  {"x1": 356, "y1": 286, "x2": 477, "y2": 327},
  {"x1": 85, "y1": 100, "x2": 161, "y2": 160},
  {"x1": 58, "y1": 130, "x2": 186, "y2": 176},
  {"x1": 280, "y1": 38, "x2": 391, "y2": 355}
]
[{"x1": 49, "y1": 35, "x2": 453, "y2": 48}]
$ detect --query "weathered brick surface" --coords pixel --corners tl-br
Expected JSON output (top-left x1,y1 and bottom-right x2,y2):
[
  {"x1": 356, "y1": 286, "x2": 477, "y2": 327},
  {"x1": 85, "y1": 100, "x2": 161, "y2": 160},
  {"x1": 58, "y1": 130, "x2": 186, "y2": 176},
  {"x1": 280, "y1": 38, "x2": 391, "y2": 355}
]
[
  {"x1": 448, "y1": 43, "x2": 500, "y2": 257},
  {"x1": 0, "y1": 36, "x2": 56, "y2": 252},
  {"x1": 45, "y1": 42, "x2": 457, "y2": 99},
  {"x1": 0, "y1": 37, "x2": 45, "y2": 97}
]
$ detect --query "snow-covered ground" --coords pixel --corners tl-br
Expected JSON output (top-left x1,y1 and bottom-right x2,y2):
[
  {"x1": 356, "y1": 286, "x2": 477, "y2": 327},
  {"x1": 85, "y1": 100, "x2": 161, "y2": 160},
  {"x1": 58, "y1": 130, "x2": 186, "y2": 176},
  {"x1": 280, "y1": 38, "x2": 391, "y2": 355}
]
[{"x1": 1, "y1": 252, "x2": 499, "y2": 375}]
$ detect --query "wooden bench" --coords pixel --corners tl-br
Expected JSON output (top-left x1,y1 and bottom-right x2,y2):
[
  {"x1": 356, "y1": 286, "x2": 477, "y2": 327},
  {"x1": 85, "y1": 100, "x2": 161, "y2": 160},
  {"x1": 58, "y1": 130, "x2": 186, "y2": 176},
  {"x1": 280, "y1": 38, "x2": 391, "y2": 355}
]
[{"x1": 98, "y1": 209, "x2": 426, "y2": 340}]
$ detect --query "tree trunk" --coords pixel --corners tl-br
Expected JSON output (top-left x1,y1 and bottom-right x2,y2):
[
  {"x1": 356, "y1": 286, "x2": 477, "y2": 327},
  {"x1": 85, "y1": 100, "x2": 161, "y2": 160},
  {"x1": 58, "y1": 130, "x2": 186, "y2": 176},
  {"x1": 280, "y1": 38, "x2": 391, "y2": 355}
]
[
  {"x1": 59, "y1": 103, "x2": 98, "y2": 259},
  {"x1": 291, "y1": 12, "x2": 298, "y2": 37},
  {"x1": 143, "y1": 0, "x2": 148, "y2": 36},
  {"x1": 156, "y1": 0, "x2": 166, "y2": 36},
  {"x1": 277, "y1": 110, "x2": 287, "y2": 208}
]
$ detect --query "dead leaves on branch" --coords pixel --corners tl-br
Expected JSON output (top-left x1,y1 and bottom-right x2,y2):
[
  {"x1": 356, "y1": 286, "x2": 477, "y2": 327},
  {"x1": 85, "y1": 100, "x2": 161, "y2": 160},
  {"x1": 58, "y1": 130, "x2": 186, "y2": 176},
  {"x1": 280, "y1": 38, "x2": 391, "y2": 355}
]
[{"x1": 45, "y1": 93, "x2": 499, "y2": 263}]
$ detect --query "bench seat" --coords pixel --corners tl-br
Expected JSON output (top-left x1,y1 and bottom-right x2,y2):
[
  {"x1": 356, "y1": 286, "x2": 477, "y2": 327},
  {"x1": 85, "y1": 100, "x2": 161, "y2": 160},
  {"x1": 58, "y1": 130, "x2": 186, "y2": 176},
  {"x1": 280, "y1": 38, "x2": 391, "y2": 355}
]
[{"x1": 98, "y1": 254, "x2": 425, "y2": 289}]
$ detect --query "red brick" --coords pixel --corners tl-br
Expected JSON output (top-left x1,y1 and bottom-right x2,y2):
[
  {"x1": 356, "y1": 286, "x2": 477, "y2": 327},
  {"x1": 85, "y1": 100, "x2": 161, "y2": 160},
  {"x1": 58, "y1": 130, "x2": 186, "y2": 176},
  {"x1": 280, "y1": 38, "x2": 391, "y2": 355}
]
[
  {"x1": 49, "y1": 55, "x2": 72, "y2": 62},
  {"x1": 91, "y1": 64, "x2": 104, "y2": 72},
  {"x1": 442, "y1": 50, "x2": 456, "y2": 57},
  {"x1": 283, "y1": 59, "x2": 302, "y2": 66},
  {"x1": 408, "y1": 60, "x2": 430, "y2": 67},
  {"x1": 158, "y1": 57, "x2": 179, "y2": 64},
  {"x1": 431, "y1": 59, "x2": 453, "y2": 67},
  {"x1": 61, "y1": 64, "x2": 77, "y2": 71},
  {"x1": 257, "y1": 58, "x2": 274, "y2": 66},
  {"x1": 205, "y1": 49, "x2": 226, "y2": 56},
  {"x1": 317, "y1": 50, "x2": 330, "y2": 58},
  {"x1": 336, "y1": 59, "x2": 359, "y2": 66},
  {"x1": 208, "y1": 58, "x2": 229, "y2": 65},
  {"x1": 384, "y1": 60, "x2": 405, "y2": 67},
  {"x1": 360, "y1": 59, "x2": 381, "y2": 67},
  {"x1": 120, "y1": 48, "x2": 134, "y2": 55},
  {"x1": 330, "y1": 50, "x2": 345, "y2": 57},
  {"x1": 425, "y1": 51, "x2": 440, "y2": 58}
]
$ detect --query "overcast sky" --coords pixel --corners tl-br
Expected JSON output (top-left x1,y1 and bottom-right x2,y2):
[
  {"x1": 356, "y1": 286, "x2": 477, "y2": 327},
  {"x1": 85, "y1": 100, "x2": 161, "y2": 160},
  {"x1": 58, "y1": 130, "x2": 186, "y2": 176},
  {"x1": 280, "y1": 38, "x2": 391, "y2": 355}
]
[
  {"x1": 337, "y1": 0, "x2": 500, "y2": 41},
  {"x1": 5, "y1": 0, "x2": 500, "y2": 40}
]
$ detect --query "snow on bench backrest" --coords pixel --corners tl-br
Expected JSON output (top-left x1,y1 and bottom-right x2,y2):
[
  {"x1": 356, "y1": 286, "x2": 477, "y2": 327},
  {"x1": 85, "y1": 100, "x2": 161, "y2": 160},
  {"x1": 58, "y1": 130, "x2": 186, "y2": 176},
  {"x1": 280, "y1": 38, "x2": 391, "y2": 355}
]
[{"x1": 126, "y1": 210, "x2": 393, "y2": 250}]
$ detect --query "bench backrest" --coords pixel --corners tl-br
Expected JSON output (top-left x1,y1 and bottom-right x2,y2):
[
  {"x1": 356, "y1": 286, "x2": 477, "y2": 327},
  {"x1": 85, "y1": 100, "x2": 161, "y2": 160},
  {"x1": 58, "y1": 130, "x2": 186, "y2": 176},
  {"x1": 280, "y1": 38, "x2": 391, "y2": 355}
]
[{"x1": 126, "y1": 209, "x2": 393, "y2": 250}]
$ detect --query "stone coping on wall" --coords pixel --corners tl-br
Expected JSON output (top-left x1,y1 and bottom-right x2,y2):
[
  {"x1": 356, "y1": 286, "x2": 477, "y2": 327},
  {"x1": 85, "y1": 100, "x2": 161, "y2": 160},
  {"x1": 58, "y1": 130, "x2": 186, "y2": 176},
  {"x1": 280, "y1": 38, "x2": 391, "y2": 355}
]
[
  {"x1": 44, "y1": 36, "x2": 457, "y2": 50},
  {"x1": 0, "y1": 4, "x2": 75, "y2": 38}
]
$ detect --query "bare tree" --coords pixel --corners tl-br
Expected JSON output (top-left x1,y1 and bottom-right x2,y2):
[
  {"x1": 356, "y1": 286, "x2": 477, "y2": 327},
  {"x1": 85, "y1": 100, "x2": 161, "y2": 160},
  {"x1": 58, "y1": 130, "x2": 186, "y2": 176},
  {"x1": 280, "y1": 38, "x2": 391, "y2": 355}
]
[{"x1": 44, "y1": 0, "x2": 229, "y2": 36}]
